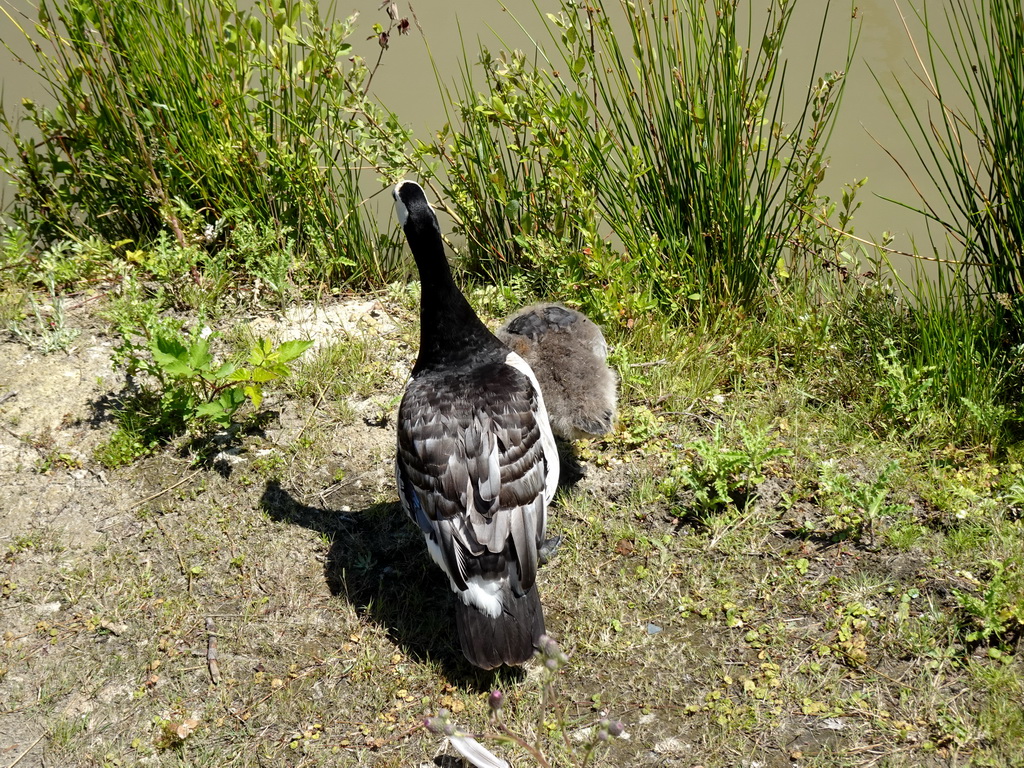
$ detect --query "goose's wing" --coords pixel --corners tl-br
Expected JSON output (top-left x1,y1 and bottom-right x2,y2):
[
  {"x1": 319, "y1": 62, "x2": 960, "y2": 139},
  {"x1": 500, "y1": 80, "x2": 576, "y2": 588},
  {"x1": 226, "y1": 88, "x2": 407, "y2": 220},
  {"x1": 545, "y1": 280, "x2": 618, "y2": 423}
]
[{"x1": 395, "y1": 360, "x2": 554, "y2": 595}]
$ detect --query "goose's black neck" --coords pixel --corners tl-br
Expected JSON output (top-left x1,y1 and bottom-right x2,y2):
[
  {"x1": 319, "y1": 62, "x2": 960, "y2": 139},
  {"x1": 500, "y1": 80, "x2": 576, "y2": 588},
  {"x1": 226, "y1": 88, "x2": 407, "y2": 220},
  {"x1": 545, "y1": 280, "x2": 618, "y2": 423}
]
[{"x1": 404, "y1": 215, "x2": 503, "y2": 373}]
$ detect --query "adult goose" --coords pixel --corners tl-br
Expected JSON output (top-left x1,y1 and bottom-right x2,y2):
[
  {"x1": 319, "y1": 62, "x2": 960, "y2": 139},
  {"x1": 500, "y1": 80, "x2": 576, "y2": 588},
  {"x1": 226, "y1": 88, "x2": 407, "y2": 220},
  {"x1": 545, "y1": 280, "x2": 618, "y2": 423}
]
[
  {"x1": 496, "y1": 303, "x2": 618, "y2": 441},
  {"x1": 392, "y1": 180, "x2": 559, "y2": 669}
]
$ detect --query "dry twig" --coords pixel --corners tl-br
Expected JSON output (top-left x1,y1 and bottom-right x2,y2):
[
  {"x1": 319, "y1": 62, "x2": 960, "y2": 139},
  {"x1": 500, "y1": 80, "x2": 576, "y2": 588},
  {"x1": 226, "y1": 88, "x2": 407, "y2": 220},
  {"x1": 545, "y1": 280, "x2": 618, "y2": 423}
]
[{"x1": 206, "y1": 617, "x2": 221, "y2": 686}]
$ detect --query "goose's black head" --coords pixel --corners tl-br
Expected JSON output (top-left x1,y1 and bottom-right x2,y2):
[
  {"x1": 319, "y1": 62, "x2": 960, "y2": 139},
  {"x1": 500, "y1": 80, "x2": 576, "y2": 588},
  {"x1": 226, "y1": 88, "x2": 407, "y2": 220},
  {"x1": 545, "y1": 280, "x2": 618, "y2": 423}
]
[
  {"x1": 393, "y1": 180, "x2": 441, "y2": 244},
  {"x1": 392, "y1": 179, "x2": 503, "y2": 370}
]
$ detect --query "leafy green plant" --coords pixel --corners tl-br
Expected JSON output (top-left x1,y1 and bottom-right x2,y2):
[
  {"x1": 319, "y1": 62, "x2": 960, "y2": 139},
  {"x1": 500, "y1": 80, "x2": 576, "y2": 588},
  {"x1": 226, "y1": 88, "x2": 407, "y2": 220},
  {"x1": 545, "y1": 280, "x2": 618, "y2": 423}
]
[
  {"x1": 94, "y1": 418, "x2": 153, "y2": 469},
  {"x1": 421, "y1": 47, "x2": 596, "y2": 270},
  {"x1": 662, "y1": 422, "x2": 790, "y2": 517},
  {"x1": 149, "y1": 333, "x2": 312, "y2": 427},
  {"x1": 821, "y1": 601, "x2": 877, "y2": 667},
  {"x1": 414, "y1": 45, "x2": 627, "y2": 324},
  {"x1": 0, "y1": 222, "x2": 33, "y2": 285},
  {"x1": 814, "y1": 460, "x2": 908, "y2": 545},
  {"x1": 873, "y1": 342, "x2": 940, "y2": 435},
  {"x1": 97, "y1": 313, "x2": 311, "y2": 466},
  {"x1": 955, "y1": 559, "x2": 1024, "y2": 649},
  {"x1": 6, "y1": 289, "x2": 79, "y2": 354}
]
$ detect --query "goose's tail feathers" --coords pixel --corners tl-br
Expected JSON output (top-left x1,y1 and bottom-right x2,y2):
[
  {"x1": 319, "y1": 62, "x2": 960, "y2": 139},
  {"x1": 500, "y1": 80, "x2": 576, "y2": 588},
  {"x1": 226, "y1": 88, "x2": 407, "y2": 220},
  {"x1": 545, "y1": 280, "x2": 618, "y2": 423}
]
[{"x1": 455, "y1": 586, "x2": 544, "y2": 670}]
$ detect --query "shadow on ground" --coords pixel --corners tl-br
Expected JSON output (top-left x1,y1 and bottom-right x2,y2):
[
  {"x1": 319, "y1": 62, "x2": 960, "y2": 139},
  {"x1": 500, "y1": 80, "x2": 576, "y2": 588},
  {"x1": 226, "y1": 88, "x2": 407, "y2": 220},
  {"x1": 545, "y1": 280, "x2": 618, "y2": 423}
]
[{"x1": 259, "y1": 479, "x2": 519, "y2": 689}]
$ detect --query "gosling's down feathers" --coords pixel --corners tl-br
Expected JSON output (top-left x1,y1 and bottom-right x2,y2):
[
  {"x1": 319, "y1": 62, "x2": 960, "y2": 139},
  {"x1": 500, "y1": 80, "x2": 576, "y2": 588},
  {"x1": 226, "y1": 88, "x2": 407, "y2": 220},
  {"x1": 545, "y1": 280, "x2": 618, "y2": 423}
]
[
  {"x1": 392, "y1": 180, "x2": 559, "y2": 669},
  {"x1": 496, "y1": 303, "x2": 618, "y2": 441}
]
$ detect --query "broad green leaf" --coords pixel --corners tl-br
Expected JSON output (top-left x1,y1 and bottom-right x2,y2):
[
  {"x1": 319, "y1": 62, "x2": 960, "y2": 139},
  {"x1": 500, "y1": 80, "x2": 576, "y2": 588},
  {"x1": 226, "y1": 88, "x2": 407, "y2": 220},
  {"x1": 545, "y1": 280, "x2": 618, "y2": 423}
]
[
  {"x1": 248, "y1": 338, "x2": 273, "y2": 366},
  {"x1": 153, "y1": 334, "x2": 188, "y2": 360},
  {"x1": 251, "y1": 367, "x2": 281, "y2": 383},
  {"x1": 151, "y1": 336, "x2": 193, "y2": 376},
  {"x1": 152, "y1": 355, "x2": 193, "y2": 377},
  {"x1": 276, "y1": 339, "x2": 313, "y2": 363},
  {"x1": 195, "y1": 402, "x2": 220, "y2": 416},
  {"x1": 280, "y1": 24, "x2": 298, "y2": 45},
  {"x1": 188, "y1": 337, "x2": 213, "y2": 371},
  {"x1": 196, "y1": 400, "x2": 229, "y2": 424},
  {"x1": 212, "y1": 361, "x2": 237, "y2": 380},
  {"x1": 222, "y1": 387, "x2": 246, "y2": 409},
  {"x1": 244, "y1": 384, "x2": 263, "y2": 410},
  {"x1": 775, "y1": 256, "x2": 790, "y2": 279}
]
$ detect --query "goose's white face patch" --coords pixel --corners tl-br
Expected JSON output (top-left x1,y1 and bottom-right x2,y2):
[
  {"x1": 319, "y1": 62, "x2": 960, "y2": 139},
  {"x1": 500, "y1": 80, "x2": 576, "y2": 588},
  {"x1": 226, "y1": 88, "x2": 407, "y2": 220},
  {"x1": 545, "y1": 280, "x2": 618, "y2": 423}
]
[{"x1": 393, "y1": 181, "x2": 410, "y2": 228}]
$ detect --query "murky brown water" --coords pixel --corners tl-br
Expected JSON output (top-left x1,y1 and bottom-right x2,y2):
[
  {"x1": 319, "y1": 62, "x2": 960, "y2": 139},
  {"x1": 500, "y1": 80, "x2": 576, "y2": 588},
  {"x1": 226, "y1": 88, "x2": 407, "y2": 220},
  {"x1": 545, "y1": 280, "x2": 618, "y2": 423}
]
[{"x1": 0, "y1": 0, "x2": 958, "y2": 265}]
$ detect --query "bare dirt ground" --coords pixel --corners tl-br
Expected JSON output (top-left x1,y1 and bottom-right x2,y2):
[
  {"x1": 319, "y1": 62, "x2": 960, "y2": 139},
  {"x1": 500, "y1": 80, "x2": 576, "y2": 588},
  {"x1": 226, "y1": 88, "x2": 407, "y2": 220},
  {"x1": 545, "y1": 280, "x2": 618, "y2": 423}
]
[{"x1": 0, "y1": 296, "x2": 1018, "y2": 768}]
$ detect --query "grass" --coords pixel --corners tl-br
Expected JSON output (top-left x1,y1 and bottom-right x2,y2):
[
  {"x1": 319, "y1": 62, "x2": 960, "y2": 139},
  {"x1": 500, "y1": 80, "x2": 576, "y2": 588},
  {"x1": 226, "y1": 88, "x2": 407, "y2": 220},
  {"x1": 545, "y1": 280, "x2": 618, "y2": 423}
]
[
  {"x1": 3, "y1": 295, "x2": 1024, "y2": 767},
  {"x1": 0, "y1": 0, "x2": 1023, "y2": 765},
  {"x1": 546, "y1": 0, "x2": 852, "y2": 315},
  {"x1": 408, "y1": 0, "x2": 855, "y2": 325}
]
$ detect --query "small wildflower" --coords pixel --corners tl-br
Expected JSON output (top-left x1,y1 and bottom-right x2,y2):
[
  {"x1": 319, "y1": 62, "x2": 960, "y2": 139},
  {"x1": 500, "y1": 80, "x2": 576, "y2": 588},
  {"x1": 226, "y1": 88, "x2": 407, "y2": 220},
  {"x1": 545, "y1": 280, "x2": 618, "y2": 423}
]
[
  {"x1": 488, "y1": 690, "x2": 504, "y2": 714},
  {"x1": 423, "y1": 709, "x2": 456, "y2": 737},
  {"x1": 608, "y1": 720, "x2": 626, "y2": 738},
  {"x1": 537, "y1": 634, "x2": 569, "y2": 669},
  {"x1": 537, "y1": 634, "x2": 559, "y2": 656}
]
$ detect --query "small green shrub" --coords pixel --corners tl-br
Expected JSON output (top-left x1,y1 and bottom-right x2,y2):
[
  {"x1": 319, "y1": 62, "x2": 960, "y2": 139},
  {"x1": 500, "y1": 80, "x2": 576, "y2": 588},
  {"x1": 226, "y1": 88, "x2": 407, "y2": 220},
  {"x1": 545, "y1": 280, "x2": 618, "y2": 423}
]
[
  {"x1": 662, "y1": 422, "x2": 791, "y2": 517},
  {"x1": 94, "y1": 419, "x2": 153, "y2": 469},
  {"x1": 955, "y1": 558, "x2": 1024, "y2": 649},
  {"x1": 0, "y1": 0, "x2": 411, "y2": 290},
  {"x1": 97, "y1": 311, "x2": 311, "y2": 466},
  {"x1": 873, "y1": 343, "x2": 940, "y2": 435},
  {"x1": 812, "y1": 460, "x2": 908, "y2": 545},
  {"x1": 6, "y1": 289, "x2": 79, "y2": 354}
]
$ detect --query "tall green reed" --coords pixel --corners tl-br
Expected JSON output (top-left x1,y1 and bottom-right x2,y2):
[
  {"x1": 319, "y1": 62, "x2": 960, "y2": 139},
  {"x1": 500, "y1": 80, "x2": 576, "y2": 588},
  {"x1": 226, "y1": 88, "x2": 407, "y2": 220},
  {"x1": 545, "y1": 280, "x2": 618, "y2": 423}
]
[
  {"x1": 878, "y1": 0, "x2": 1022, "y2": 318},
  {"x1": 876, "y1": 0, "x2": 1023, "y2": 444},
  {"x1": 417, "y1": 0, "x2": 854, "y2": 322},
  {"x1": 542, "y1": 0, "x2": 853, "y2": 316},
  {"x1": 0, "y1": 0, "x2": 409, "y2": 290}
]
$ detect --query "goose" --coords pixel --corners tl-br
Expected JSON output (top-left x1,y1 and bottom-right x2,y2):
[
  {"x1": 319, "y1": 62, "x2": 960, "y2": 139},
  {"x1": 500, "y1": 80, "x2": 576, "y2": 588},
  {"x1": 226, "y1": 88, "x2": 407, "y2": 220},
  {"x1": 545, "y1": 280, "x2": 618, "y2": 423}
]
[
  {"x1": 392, "y1": 180, "x2": 559, "y2": 669},
  {"x1": 496, "y1": 303, "x2": 618, "y2": 441}
]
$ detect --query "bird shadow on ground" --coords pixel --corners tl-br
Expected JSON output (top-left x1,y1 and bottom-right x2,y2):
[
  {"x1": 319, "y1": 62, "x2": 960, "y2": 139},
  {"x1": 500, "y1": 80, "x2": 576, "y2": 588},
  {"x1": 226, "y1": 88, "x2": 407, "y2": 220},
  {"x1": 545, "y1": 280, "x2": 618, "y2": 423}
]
[{"x1": 259, "y1": 479, "x2": 522, "y2": 690}]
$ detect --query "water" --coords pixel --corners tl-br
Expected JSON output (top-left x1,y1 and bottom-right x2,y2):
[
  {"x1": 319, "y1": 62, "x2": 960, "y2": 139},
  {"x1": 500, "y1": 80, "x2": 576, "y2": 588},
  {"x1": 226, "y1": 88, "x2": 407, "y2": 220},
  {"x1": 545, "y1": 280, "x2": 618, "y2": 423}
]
[{"x1": 0, "y1": 0, "x2": 952, "y2": 268}]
